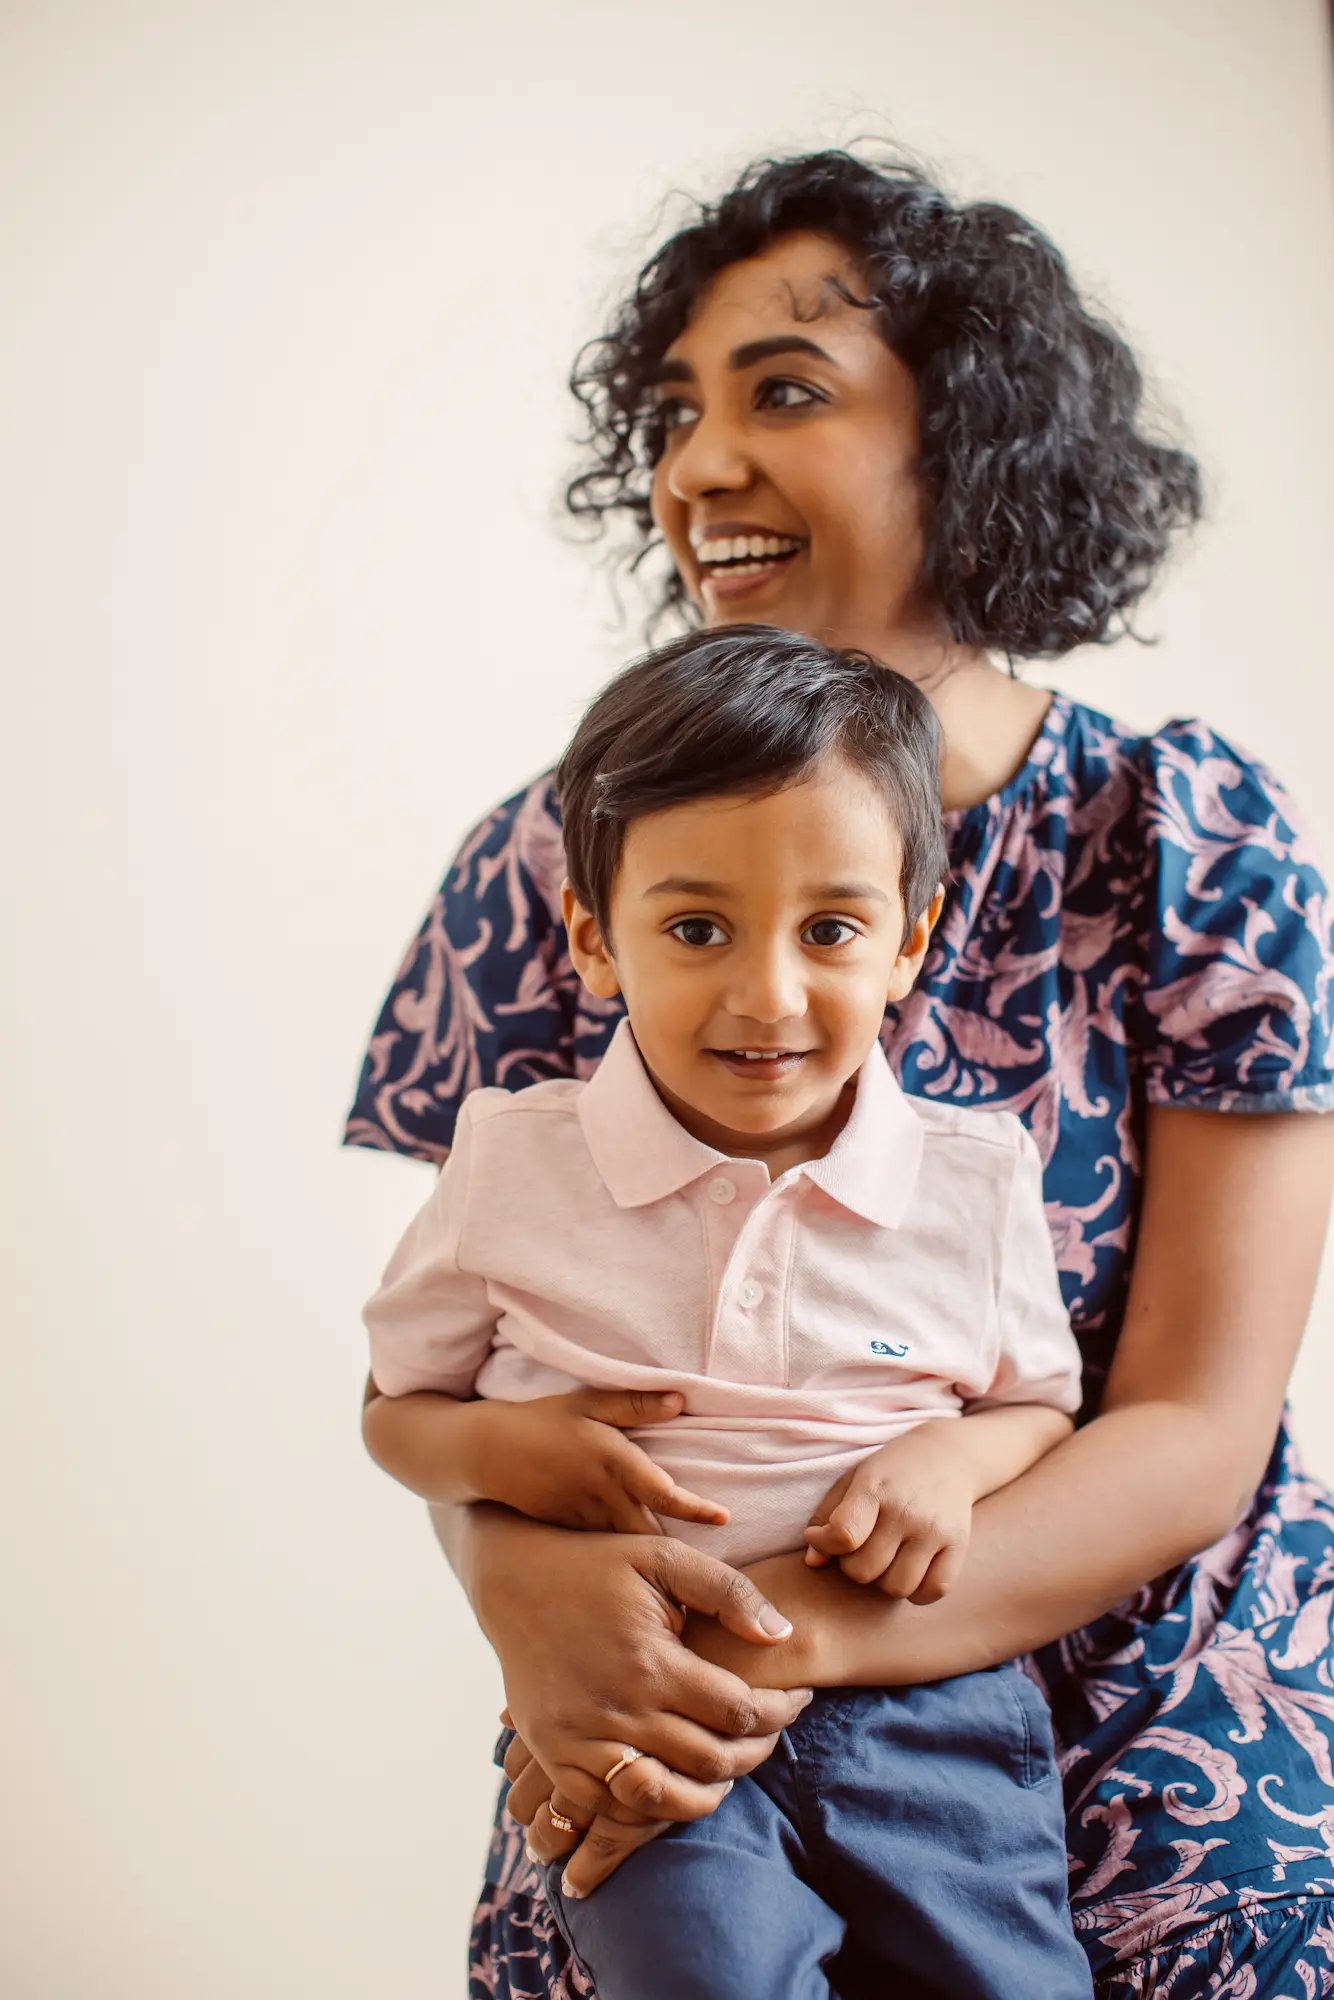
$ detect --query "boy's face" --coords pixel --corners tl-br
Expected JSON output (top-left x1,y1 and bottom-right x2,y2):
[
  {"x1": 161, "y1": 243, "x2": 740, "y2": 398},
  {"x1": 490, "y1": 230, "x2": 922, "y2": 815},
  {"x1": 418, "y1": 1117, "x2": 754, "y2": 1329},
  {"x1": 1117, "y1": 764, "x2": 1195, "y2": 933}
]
[{"x1": 564, "y1": 755, "x2": 940, "y2": 1165}]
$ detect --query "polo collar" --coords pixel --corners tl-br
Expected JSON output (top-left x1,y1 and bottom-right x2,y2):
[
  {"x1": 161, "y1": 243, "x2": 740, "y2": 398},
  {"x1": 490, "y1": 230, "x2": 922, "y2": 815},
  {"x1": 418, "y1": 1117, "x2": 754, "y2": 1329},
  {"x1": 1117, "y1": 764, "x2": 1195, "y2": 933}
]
[{"x1": 578, "y1": 1018, "x2": 924, "y2": 1226}]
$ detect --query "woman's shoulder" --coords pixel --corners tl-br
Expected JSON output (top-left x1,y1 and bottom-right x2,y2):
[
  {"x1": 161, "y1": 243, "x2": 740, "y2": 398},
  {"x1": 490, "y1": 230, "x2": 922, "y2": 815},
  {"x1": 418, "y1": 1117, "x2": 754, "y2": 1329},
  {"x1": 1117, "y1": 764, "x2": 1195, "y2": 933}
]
[
  {"x1": 449, "y1": 767, "x2": 565, "y2": 911},
  {"x1": 1056, "y1": 698, "x2": 1313, "y2": 850}
]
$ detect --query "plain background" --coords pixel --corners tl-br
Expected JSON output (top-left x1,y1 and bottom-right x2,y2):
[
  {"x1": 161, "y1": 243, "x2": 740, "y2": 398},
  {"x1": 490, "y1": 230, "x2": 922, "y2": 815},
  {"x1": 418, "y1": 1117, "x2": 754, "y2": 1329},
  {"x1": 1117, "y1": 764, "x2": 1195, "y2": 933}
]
[{"x1": 3, "y1": 2, "x2": 1333, "y2": 1993}]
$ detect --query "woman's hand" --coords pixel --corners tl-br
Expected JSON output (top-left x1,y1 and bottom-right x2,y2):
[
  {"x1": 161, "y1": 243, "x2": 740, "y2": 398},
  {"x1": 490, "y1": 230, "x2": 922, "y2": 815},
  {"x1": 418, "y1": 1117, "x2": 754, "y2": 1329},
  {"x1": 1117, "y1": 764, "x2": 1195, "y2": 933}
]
[
  {"x1": 470, "y1": 1511, "x2": 814, "y2": 1823},
  {"x1": 501, "y1": 1723, "x2": 676, "y2": 1899}
]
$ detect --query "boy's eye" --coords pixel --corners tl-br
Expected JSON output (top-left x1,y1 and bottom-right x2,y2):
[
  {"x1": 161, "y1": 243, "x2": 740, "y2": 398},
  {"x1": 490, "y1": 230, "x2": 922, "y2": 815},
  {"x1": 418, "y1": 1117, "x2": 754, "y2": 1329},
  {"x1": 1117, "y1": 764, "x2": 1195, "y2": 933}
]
[
  {"x1": 669, "y1": 918, "x2": 727, "y2": 948},
  {"x1": 803, "y1": 918, "x2": 857, "y2": 947}
]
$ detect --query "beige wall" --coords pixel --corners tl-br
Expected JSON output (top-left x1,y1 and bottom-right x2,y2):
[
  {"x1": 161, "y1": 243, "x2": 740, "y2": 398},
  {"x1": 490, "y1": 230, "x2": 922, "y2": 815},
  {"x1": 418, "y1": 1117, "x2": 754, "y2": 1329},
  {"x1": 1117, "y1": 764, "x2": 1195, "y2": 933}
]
[{"x1": 3, "y1": 1, "x2": 1332, "y2": 1992}]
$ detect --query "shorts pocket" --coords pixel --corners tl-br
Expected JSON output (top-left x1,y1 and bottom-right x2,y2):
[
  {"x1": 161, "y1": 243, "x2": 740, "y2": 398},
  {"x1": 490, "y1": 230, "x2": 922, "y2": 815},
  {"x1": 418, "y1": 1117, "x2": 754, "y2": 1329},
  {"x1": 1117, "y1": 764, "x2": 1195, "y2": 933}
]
[{"x1": 998, "y1": 1664, "x2": 1058, "y2": 1791}]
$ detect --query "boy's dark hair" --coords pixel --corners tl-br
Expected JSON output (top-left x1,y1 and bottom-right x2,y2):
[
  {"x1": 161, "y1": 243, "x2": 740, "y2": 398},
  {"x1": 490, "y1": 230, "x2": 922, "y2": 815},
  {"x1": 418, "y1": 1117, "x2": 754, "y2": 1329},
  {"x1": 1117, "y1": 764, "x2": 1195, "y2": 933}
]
[
  {"x1": 557, "y1": 625, "x2": 946, "y2": 946},
  {"x1": 565, "y1": 148, "x2": 1202, "y2": 658}
]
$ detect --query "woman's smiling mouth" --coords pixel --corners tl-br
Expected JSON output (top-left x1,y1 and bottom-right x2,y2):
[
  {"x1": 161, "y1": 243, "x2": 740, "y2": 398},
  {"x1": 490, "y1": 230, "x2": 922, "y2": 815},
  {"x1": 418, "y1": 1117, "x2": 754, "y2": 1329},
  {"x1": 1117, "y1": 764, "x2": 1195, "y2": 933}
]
[{"x1": 690, "y1": 523, "x2": 806, "y2": 604}]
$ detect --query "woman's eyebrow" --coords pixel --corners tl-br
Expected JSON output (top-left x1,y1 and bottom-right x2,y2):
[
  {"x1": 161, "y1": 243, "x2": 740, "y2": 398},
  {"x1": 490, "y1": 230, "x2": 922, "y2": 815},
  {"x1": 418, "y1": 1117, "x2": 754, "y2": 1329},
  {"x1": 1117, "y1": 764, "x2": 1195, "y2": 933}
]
[{"x1": 649, "y1": 335, "x2": 843, "y2": 387}]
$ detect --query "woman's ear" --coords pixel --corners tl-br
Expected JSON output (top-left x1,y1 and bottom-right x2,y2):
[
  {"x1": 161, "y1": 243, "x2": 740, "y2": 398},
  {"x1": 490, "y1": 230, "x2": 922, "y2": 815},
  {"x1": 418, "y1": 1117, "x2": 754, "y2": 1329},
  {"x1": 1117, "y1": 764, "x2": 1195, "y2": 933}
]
[
  {"x1": 886, "y1": 883, "x2": 945, "y2": 1002},
  {"x1": 561, "y1": 880, "x2": 621, "y2": 999}
]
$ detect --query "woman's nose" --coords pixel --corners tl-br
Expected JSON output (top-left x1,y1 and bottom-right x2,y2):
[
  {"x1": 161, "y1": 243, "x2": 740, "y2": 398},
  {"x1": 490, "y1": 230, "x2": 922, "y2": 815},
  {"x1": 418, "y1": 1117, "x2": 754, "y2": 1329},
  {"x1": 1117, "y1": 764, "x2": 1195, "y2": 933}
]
[{"x1": 665, "y1": 408, "x2": 753, "y2": 502}]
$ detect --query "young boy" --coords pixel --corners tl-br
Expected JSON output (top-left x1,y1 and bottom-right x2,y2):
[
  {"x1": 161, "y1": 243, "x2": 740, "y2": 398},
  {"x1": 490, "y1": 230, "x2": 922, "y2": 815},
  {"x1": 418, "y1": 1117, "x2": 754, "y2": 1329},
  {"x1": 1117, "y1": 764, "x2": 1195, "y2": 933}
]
[{"x1": 362, "y1": 626, "x2": 1092, "y2": 1999}]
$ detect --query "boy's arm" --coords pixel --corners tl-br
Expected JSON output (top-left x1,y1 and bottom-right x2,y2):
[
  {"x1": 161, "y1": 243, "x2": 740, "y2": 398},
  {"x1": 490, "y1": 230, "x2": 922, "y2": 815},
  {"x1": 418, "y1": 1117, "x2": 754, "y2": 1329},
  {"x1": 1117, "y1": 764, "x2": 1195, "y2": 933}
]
[
  {"x1": 943, "y1": 1402, "x2": 1073, "y2": 1500},
  {"x1": 362, "y1": 1378, "x2": 497, "y2": 1503}
]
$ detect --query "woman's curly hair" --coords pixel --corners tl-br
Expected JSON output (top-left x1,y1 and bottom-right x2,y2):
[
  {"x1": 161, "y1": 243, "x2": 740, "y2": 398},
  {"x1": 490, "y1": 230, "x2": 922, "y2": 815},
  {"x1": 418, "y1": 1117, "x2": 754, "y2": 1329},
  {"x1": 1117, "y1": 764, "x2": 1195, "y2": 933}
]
[{"x1": 565, "y1": 149, "x2": 1203, "y2": 660}]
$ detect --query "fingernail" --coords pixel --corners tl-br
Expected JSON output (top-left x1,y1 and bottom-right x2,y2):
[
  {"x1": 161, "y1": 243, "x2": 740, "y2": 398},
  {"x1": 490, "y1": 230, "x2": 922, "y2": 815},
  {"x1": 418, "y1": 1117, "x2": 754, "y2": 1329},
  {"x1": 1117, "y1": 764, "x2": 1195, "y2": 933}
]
[
  {"x1": 525, "y1": 1841, "x2": 541, "y2": 1865},
  {"x1": 561, "y1": 1874, "x2": 584, "y2": 1900},
  {"x1": 759, "y1": 1606, "x2": 793, "y2": 1637}
]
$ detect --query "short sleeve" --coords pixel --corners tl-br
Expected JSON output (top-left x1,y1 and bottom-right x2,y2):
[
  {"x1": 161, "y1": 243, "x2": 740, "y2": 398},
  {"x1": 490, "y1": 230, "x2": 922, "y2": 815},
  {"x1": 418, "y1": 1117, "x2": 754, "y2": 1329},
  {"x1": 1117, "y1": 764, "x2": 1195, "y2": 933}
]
[
  {"x1": 343, "y1": 774, "x2": 577, "y2": 1162},
  {"x1": 1135, "y1": 723, "x2": 1334, "y2": 1113},
  {"x1": 362, "y1": 1098, "x2": 498, "y2": 1397},
  {"x1": 969, "y1": 1123, "x2": 1084, "y2": 1417}
]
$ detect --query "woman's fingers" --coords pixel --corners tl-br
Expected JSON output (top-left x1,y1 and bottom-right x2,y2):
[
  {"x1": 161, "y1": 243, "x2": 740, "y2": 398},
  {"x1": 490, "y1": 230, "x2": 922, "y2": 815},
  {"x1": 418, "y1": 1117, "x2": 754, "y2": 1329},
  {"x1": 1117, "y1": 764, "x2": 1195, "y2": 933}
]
[
  {"x1": 502, "y1": 1732, "x2": 535, "y2": 1785},
  {"x1": 504, "y1": 1753, "x2": 557, "y2": 1827},
  {"x1": 560, "y1": 1813, "x2": 670, "y2": 1901},
  {"x1": 605, "y1": 1753, "x2": 732, "y2": 1823},
  {"x1": 523, "y1": 1790, "x2": 590, "y2": 1863},
  {"x1": 645, "y1": 1540, "x2": 795, "y2": 1645},
  {"x1": 662, "y1": 1655, "x2": 813, "y2": 1739}
]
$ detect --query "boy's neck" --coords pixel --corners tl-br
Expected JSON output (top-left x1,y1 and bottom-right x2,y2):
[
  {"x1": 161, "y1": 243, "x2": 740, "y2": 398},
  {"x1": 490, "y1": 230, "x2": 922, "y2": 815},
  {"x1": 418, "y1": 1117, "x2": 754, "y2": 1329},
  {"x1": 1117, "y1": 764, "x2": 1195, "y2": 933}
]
[{"x1": 646, "y1": 1065, "x2": 860, "y2": 1181}]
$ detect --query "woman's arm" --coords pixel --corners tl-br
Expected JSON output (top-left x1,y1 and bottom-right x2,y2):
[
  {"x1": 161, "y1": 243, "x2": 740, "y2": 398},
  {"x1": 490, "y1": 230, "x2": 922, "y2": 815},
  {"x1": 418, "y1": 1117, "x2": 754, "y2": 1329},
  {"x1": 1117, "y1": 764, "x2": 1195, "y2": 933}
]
[{"x1": 693, "y1": 1105, "x2": 1334, "y2": 1690}]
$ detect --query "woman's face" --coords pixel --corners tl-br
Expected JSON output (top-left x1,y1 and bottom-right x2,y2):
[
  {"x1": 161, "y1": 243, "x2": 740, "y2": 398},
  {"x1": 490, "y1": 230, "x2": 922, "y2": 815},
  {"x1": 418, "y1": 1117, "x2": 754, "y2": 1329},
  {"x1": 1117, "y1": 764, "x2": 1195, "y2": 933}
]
[{"x1": 649, "y1": 230, "x2": 935, "y2": 657}]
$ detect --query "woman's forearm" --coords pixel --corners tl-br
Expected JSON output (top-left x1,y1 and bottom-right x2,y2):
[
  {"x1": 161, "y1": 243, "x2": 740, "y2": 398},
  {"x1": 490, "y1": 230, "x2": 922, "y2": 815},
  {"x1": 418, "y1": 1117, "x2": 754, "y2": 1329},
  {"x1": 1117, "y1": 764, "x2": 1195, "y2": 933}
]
[{"x1": 742, "y1": 1398, "x2": 1250, "y2": 1688}]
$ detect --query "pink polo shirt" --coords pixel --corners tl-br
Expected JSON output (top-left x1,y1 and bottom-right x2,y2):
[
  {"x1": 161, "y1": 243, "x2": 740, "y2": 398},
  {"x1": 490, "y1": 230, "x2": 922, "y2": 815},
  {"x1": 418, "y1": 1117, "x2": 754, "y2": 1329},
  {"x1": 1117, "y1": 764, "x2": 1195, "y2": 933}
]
[{"x1": 365, "y1": 1020, "x2": 1082, "y2": 1565}]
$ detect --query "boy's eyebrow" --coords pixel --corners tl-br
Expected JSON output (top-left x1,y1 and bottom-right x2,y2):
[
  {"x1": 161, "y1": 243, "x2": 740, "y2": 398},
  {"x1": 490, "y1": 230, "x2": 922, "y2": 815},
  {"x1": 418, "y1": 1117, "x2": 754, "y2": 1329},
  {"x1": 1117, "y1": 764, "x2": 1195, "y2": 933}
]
[
  {"x1": 644, "y1": 876, "x2": 890, "y2": 902},
  {"x1": 648, "y1": 335, "x2": 842, "y2": 388}
]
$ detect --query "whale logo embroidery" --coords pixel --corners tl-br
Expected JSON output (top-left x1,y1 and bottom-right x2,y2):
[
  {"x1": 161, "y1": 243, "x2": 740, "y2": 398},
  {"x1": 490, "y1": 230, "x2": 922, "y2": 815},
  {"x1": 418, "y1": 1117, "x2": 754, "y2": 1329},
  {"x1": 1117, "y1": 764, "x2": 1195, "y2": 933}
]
[{"x1": 870, "y1": 1340, "x2": 910, "y2": 1358}]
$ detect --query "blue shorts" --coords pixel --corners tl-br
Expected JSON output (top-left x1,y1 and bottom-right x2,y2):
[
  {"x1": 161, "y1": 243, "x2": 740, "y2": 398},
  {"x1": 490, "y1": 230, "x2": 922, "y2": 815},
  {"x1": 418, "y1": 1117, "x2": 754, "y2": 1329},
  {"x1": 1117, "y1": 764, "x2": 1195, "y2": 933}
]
[{"x1": 541, "y1": 1669, "x2": 1093, "y2": 2000}]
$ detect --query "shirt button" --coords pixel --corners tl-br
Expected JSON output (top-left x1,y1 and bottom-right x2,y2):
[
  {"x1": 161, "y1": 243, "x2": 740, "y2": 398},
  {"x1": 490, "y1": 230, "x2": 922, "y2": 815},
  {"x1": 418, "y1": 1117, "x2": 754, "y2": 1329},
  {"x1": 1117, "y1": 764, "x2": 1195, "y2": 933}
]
[
  {"x1": 708, "y1": 1177, "x2": 736, "y2": 1206},
  {"x1": 738, "y1": 1280, "x2": 764, "y2": 1309}
]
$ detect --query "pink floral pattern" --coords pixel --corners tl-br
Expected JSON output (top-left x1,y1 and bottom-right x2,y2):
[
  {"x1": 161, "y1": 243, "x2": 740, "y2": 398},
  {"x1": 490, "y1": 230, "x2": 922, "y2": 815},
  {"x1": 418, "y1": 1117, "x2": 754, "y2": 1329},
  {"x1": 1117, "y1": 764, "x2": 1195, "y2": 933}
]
[{"x1": 346, "y1": 695, "x2": 1334, "y2": 1996}]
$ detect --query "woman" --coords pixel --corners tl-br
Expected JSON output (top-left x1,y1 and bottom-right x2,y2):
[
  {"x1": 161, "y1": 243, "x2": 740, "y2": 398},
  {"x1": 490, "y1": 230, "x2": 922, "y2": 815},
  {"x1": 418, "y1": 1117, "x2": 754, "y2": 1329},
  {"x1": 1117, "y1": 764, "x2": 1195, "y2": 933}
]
[{"x1": 349, "y1": 153, "x2": 1334, "y2": 1997}]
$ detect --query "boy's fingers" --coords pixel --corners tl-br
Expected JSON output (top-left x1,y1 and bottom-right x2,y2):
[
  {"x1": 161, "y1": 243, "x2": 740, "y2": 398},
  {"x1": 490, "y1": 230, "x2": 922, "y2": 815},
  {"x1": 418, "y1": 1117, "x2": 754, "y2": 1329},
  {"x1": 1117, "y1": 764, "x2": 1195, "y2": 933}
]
[
  {"x1": 608, "y1": 1439, "x2": 727, "y2": 1523},
  {"x1": 909, "y1": 1544, "x2": 965, "y2": 1604},
  {"x1": 576, "y1": 1388, "x2": 684, "y2": 1430},
  {"x1": 805, "y1": 1487, "x2": 879, "y2": 1556},
  {"x1": 804, "y1": 1467, "x2": 853, "y2": 1532},
  {"x1": 603, "y1": 1485, "x2": 666, "y2": 1536},
  {"x1": 830, "y1": 1516, "x2": 905, "y2": 1587},
  {"x1": 875, "y1": 1534, "x2": 940, "y2": 1601},
  {"x1": 647, "y1": 1481, "x2": 729, "y2": 1527}
]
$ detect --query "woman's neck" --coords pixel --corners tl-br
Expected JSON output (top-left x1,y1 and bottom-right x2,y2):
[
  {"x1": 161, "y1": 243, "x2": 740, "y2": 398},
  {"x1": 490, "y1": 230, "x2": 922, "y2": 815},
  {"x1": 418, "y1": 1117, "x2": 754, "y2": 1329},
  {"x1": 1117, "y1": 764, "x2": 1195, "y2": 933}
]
[{"x1": 868, "y1": 629, "x2": 1054, "y2": 814}]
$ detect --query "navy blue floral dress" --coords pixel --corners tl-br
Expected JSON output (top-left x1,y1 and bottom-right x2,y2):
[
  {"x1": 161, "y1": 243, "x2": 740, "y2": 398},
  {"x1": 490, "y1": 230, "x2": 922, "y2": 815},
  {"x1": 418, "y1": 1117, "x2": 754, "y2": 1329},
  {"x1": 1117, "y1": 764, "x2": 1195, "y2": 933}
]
[{"x1": 347, "y1": 695, "x2": 1334, "y2": 1997}]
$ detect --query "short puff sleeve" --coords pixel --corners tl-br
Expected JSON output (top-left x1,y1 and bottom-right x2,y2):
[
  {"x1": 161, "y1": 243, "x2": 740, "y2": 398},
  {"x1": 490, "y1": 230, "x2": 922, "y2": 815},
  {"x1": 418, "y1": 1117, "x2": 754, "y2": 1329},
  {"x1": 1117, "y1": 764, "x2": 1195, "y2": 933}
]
[
  {"x1": 343, "y1": 775, "x2": 576, "y2": 1162},
  {"x1": 1134, "y1": 722, "x2": 1334, "y2": 1113}
]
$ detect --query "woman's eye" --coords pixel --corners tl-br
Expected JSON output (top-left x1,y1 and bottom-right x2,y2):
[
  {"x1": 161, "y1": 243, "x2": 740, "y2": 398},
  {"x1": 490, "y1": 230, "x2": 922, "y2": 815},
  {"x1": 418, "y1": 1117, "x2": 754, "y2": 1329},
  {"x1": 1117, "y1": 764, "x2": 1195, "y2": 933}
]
[
  {"x1": 803, "y1": 919, "x2": 856, "y2": 947},
  {"x1": 656, "y1": 397, "x2": 698, "y2": 435},
  {"x1": 670, "y1": 918, "x2": 727, "y2": 948},
  {"x1": 757, "y1": 377, "x2": 821, "y2": 413}
]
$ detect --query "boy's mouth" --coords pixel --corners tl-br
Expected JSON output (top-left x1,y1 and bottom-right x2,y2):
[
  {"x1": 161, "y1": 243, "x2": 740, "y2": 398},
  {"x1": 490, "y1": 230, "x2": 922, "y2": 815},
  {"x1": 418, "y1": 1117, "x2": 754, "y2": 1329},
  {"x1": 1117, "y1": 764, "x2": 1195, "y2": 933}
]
[{"x1": 709, "y1": 1048, "x2": 809, "y2": 1081}]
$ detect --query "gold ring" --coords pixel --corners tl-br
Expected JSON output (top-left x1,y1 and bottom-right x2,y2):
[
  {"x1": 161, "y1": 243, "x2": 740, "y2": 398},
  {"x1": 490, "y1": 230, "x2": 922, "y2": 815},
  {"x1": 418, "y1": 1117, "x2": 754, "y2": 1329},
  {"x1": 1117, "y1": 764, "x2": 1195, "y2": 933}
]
[
  {"x1": 602, "y1": 1747, "x2": 644, "y2": 1788},
  {"x1": 547, "y1": 1807, "x2": 576, "y2": 1834}
]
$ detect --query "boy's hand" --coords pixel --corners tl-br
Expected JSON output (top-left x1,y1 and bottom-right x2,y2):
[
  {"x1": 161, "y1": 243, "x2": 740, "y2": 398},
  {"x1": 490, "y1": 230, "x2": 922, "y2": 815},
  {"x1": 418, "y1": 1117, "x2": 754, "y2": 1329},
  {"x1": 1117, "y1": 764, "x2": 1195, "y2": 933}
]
[
  {"x1": 802, "y1": 1425, "x2": 974, "y2": 1602},
  {"x1": 469, "y1": 1388, "x2": 729, "y2": 1536}
]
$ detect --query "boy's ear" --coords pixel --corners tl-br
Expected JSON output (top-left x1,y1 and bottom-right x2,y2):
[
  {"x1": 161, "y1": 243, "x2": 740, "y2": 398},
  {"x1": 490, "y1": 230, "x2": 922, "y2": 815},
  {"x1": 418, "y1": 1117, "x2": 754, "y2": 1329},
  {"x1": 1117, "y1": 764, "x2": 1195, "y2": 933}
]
[
  {"x1": 886, "y1": 882, "x2": 945, "y2": 1002},
  {"x1": 561, "y1": 880, "x2": 621, "y2": 1000}
]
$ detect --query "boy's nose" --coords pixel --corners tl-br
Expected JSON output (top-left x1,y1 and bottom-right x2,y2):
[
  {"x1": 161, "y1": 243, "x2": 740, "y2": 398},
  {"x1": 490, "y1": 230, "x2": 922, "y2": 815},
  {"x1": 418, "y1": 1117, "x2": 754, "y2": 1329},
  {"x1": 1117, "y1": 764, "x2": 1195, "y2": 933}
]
[{"x1": 725, "y1": 948, "x2": 808, "y2": 1025}]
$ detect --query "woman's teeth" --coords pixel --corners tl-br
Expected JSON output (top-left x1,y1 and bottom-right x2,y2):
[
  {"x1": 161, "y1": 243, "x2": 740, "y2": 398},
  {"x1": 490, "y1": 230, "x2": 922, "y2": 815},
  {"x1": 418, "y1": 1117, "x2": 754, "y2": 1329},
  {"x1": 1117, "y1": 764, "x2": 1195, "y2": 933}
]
[{"x1": 694, "y1": 534, "x2": 803, "y2": 571}]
